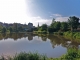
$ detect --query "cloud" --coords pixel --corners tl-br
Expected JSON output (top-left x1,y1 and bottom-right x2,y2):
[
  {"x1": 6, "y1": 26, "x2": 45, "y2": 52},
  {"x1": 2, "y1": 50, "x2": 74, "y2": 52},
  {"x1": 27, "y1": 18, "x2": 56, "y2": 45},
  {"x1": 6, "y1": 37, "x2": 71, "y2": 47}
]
[
  {"x1": 23, "y1": 16, "x2": 52, "y2": 26},
  {"x1": 0, "y1": 0, "x2": 52, "y2": 27},
  {"x1": 29, "y1": 16, "x2": 52, "y2": 26},
  {"x1": 53, "y1": 14, "x2": 62, "y2": 17},
  {"x1": 55, "y1": 17, "x2": 68, "y2": 22},
  {"x1": 0, "y1": 0, "x2": 69, "y2": 27},
  {"x1": 50, "y1": 14, "x2": 69, "y2": 22}
]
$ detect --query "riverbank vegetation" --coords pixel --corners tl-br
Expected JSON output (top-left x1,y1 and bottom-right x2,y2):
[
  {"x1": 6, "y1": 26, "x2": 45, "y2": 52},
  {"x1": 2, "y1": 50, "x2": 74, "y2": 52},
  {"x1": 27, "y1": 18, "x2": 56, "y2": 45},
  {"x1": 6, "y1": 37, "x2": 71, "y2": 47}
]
[
  {"x1": 0, "y1": 48, "x2": 80, "y2": 60},
  {"x1": 34, "y1": 16, "x2": 80, "y2": 40},
  {"x1": 0, "y1": 16, "x2": 80, "y2": 35},
  {"x1": 35, "y1": 16, "x2": 80, "y2": 33}
]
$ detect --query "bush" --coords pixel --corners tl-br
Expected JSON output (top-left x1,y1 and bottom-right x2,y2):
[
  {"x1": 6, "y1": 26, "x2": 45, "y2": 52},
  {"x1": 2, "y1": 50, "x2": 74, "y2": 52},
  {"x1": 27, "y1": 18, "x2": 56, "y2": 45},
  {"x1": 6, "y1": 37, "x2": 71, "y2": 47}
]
[
  {"x1": 54, "y1": 32, "x2": 63, "y2": 35},
  {"x1": 13, "y1": 52, "x2": 47, "y2": 60},
  {"x1": 64, "y1": 32, "x2": 80, "y2": 39},
  {"x1": 41, "y1": 31, "x2": 47, "y2": 34},
  {"x1": 63, "y1": 48, "x2": 80, "y2": 60}
]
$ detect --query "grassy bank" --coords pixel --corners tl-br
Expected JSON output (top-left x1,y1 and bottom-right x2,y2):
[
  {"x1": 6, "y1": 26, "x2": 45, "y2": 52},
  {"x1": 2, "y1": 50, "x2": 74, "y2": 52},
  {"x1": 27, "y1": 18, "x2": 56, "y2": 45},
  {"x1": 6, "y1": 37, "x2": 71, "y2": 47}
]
[
  {"x1": 1, "y1": 48, "x2": 80, "y2": 60},
  {"x1": 52, "y1": 31, "x2": 80, "y2": 41},
  {"x1": 0, "y1": 52, "x2": 47, "y2": 60},
  {"x1": 63, "y1": 31, "x2": 80, "y2": 39},
  {"x1": 33, "y1": 31, "x2": 48, "y2": 34}
]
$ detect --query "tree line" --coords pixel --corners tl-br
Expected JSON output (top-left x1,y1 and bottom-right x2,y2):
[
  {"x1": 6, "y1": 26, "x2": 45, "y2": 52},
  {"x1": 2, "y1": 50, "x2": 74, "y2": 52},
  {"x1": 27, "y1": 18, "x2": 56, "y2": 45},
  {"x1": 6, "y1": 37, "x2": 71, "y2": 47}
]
[
  {"x1": 0, "y1": 16, "x2": 80, "y2": 33},
  {"x1": 37, "y1": 16, "x2": 80, "y2": 33},
  {"x1": 0, "y1": 23, "x2": 27, "y2": 33}
]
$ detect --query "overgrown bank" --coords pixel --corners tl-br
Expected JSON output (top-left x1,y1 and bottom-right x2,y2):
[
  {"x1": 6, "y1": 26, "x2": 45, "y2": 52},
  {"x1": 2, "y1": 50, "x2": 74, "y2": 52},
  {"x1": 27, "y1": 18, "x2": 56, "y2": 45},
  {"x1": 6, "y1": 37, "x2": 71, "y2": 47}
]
[
  {"x1": 1, "y1": 48, "x2": 80, "y2": 60},
  {"x1": 63, "y1": 32, "x2": 80, "y2": 39}
]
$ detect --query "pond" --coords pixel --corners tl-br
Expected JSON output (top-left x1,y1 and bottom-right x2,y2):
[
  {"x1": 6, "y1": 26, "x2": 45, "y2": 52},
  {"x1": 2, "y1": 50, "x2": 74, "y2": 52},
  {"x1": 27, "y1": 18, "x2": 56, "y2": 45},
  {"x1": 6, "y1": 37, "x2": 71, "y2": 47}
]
[{"x1": 0, "y1": 33, "x2": 80, "y2": 58}]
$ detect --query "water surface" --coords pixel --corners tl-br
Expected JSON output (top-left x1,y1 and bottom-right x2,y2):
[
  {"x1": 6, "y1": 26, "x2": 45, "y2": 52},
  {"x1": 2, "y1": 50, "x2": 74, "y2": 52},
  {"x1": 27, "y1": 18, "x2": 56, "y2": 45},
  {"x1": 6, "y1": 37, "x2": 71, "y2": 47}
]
[{"x1": 0, "y1": 33, "x2": 79, "y2": 58}]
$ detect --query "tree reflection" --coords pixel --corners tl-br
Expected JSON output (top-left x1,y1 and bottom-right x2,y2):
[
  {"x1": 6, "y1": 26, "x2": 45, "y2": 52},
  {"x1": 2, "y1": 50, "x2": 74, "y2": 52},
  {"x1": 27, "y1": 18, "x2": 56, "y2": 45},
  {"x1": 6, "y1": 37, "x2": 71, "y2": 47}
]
[
  {"x1": 0, "y1": 33, "x2": 80, "y2": 50},
  {"x1": 0, "y1": 33, "x2": 26, "y2": 40},
  {"x1": 28, "y1": 33, "x2": 33, "y2": 41},
  {"x1": 39, "y1": 34, "x2": 47, "y2": 41},
  {"x1": 47, "y1": 35, "x2": 80, "y2": 50},
  {"x1": 0, "y1": 33, "x2": 37, "y2": 41}
]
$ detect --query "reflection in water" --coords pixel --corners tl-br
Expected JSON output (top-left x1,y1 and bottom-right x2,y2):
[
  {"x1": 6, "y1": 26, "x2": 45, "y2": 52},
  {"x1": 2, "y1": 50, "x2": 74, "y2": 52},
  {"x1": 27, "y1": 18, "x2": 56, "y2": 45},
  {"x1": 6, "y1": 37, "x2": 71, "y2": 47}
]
[
  {"x1": 0, "y1": 33, "x2": 36, "y2": 41},
  {"x1": 28, "y1": 33, "x2": 33, "y2": 41},
  {"x1": 48, "y1": 35, "x2": 80, "y2": 50},
  {"x1": 0, "y1": 33, "x2": 80, "y2": 57},
  {"x1": 0, "y1": 33, "x2": 80, "y2": 49}
]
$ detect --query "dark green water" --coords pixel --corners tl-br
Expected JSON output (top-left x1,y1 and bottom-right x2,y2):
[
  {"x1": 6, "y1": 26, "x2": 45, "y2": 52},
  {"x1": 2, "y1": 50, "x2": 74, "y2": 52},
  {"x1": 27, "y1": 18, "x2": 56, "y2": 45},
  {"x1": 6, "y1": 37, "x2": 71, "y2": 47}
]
[{"x1": 0, "y1": 33, "x2": 80, "y2": 58}]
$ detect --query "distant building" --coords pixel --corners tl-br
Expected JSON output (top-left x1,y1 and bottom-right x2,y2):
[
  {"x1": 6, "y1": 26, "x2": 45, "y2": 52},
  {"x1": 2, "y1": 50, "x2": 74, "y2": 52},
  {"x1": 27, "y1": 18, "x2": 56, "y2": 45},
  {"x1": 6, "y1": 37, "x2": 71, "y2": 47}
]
[
  {"x1": 28, "y1": 23, "x2": 33, "y2": 28},
  {"x1": 0, "y1": 21, "x2": 36, "y2": 31},
  {"x1": 27, "y1": 22, "x2": 35, "y2": 31}
]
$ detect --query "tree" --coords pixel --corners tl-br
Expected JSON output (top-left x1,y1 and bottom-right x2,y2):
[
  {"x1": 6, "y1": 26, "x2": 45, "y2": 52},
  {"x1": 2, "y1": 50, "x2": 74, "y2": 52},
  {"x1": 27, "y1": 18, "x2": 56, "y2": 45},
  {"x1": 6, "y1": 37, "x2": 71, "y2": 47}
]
[
  {"x1": 53, "y1": 22, "x2": 61, "y2": 31},
  {"x1": 18, "y1": 26, "x2": 23, "y2": 32},
  {"x1": 68, "y1": 16, "x2": 79, "y2": 31},
  {"x1": 0, "y1": 25, "x2": 3, "y2": 32},
  {"x1": 9, "y1": 27, "x2": 13, "y2": 33},
  {"x1": 48, "y1": 27, "x2": 54, "y2": 33},
  {"x1": 41, "y1": 24, "x2": 47, "y2": 31},
  {"x1": 52, "y1": 18, "x2": 55, "y2": 23},
  {"x1": 2, "y1": 27, "x2": 7, "y2": 33},
  {"x1": 61, "y1": 22, "x2": 68, "y2": 31},
  {"x1": 13, "y1": 23, "x2": 18, "y2": 32}
]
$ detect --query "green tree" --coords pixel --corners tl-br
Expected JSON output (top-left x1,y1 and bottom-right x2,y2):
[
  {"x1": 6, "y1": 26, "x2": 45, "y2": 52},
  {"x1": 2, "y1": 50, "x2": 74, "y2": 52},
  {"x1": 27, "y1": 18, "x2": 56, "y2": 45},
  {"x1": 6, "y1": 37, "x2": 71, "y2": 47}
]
[
  {"x1": 9, "y1": 27, "x2": 13, "y2": 33},
  {"x1": 2, "y1": 27, "x2": 7, "y2": 33},
  {"x1": 13, "y1": 23, "x2": 18, "y2": 32},
  {"x1": 41, "y1": 24, "x2": 47, "y2": 31},
  {"x1": 68, "y1": 16, "x2": 79, "y2": 31},
  {"x1": 61, "y1": 22, "x2": 68, "y2": 31},
  {"x1": 53, "y1": 22, "x2": 61, "y2": 31},
  {"x1": 18, "y1": 26, "x2": 23, "y2": 32},
  {"x1": 52, "y1": 18, "x2": 55, "y2": 23},
  {"x1": 48, "y1": 27, "x2": 54, "y2": 33},
  {"x1": 0, "y1": 25, "x2": 3, "y2": 32}
]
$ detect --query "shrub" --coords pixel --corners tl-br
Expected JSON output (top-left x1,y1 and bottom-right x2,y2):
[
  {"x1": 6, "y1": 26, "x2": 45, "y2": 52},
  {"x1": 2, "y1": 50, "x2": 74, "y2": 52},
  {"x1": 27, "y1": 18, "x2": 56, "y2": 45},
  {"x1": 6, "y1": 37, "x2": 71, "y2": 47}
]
[
  {"x1": 62, "y1": 48, "x2": 80, "y2": 60},
  {"x1": 13, "y1": 52, "x2": 47, "y2": 60}
]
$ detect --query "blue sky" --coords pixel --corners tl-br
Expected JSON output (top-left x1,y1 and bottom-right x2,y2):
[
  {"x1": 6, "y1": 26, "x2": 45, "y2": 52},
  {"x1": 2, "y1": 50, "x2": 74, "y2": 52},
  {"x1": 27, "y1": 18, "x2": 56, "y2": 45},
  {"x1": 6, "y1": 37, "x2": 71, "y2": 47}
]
[
  {"x1": 30, "y1": 0, "x2": 80, "y2": 18},
  {"x1": 0, "y1": 0, "x2": 80, "y2": 26}
]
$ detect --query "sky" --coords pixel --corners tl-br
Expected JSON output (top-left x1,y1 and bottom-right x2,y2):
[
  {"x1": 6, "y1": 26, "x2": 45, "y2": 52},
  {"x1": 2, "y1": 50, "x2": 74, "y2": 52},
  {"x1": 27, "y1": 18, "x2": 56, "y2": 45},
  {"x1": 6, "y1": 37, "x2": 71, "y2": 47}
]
[{"x1": 0, "y1": 0, "x2": 80, "y2": 26}]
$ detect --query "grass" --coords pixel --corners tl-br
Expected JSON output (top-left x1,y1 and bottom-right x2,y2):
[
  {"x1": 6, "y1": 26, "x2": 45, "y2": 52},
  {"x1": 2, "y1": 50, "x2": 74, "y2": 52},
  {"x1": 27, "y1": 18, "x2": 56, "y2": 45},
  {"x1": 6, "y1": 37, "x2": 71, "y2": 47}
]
[
  {"x1": 0, "y1": 49, "x2": 80, "y2": 60},
  {"x1": 0, "y1": 52, "x2": 48, "y2": 60},
  {"x1": 63, "y1": 31, "x2": 80, "y2": 40},
  {"x1": 13, "y1": 52, "x2": 47, "y2": 60}
]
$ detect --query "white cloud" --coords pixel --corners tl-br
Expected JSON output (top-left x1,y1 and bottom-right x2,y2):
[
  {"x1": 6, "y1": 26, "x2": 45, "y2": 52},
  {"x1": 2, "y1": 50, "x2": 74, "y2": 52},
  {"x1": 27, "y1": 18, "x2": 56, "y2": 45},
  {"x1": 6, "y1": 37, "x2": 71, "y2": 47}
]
[
  {"x1": 0, "y1": 0, "x2": 69, "y2": 27},
  {"x1": 52, "y1": 14, "x2": 62, "y2": 17},
  {"x1": 50, "y1": 14, "x2": 69, "y2": 22},
  {"x1": 0, "y1": 0, "x2": 52, "y2": 27},
  {"x1": 55, "y1": 17, "x2": 68, "y2": 22},
  {"x1": 29, "y1": 16, "x2": 52, "y2": 26}
]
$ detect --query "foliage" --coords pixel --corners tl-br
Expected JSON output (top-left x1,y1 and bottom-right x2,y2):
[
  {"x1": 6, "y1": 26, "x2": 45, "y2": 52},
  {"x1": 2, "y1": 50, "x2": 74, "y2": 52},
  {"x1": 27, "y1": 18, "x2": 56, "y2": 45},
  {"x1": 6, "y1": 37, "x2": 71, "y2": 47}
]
[
  {"x1": 0, "y1": 16, "x2": 79, "y2": 34},
  {"x1": 48, "y1": 27, "x2": 54, "y2": 33},
  {"x1": 54, "y1": 32, "x2": 63, "y2": 35},
  {"x1": 1, "y1": 27, "x2": 7, "y2": 33},
  {"x1": 73, "y1": 32, "x2": 80, "y2": 39},
  {"x1": 18, "y1": 26, "x2": 24, "y2": 32},
  {"x1": 68, "y1": 16, "x2": 79, "y2": 31},
  {"x1": 0, "y1": 25, "x2": 3, "y2": 31},
  {"x1": 0, "y1": 49, "x2": 80, "y2": 60},
  {"x1": 61, "y1": 22, "x2": 68, "y2": 31},
  {"x1": 41, "y1": 24, "x2": 47, "y2": 31},
  {"x1": 62, "y1": 48, "x2": 80, "y2": 60},
  {"x1": 13, "y1": 52, "x2": 47, "y2": 60},
  {"x1": 51, "y1": 22, "x2": 61, "y2": 32},
  {"x1": 52, "y1": 18, "x2": 55, "y2": 23},
  {"x1": 64, "y1": 31, "x2": 80, "y2": 39},
  {"x1": 9, "y1": 27, "x2": 13, "y2": 33}
]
